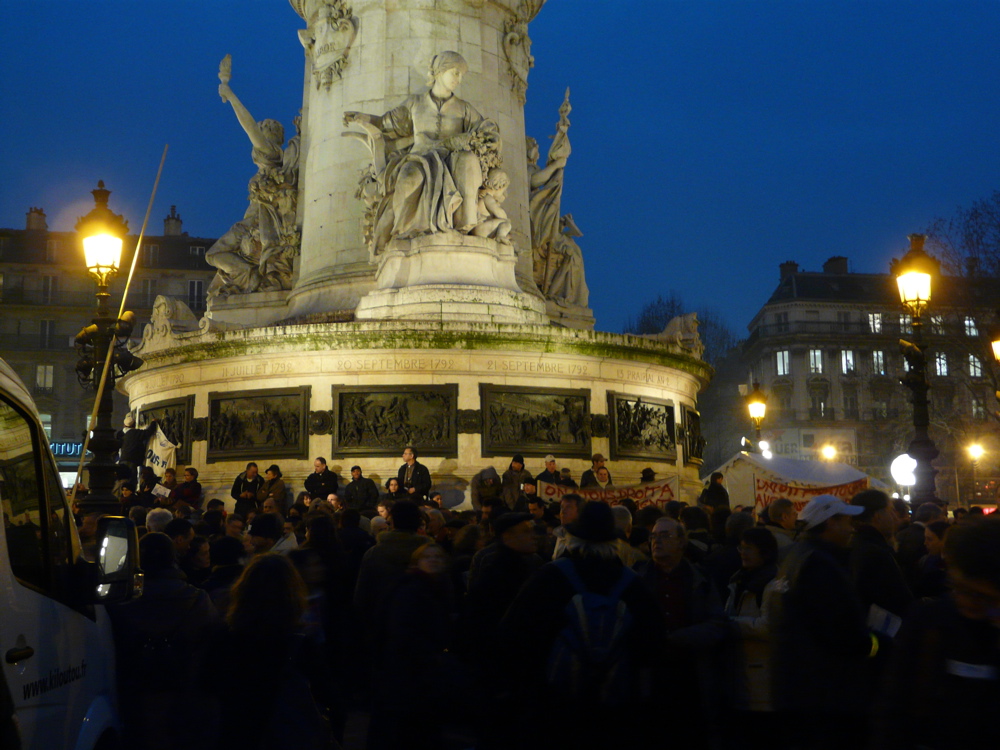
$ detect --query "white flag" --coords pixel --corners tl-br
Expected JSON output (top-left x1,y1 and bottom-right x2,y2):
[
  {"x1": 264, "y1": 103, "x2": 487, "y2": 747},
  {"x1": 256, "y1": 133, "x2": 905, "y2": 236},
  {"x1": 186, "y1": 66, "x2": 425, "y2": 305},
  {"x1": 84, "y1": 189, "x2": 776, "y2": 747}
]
[{"x1": 144, "y1": 425, "x2": 178, "y2": 473}]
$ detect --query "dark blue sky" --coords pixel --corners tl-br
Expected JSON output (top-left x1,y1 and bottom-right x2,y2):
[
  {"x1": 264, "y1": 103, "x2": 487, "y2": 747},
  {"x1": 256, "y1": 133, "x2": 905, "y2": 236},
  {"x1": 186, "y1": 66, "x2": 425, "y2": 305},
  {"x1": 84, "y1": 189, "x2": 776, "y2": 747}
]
[{"x1": 2, "y1": 1, "x2": 999, "y2": 335}]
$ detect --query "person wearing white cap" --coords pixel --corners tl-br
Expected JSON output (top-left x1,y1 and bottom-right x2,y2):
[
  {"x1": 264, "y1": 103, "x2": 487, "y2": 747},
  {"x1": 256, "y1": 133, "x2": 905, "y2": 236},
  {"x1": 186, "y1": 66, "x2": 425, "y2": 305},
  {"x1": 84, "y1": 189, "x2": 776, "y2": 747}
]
[
  {"x1": 771, "y1": 494, "x2": 877, "y2": 747},
  {"x1": 535, "y1": 454, "x2": 559, "y2": 485}
]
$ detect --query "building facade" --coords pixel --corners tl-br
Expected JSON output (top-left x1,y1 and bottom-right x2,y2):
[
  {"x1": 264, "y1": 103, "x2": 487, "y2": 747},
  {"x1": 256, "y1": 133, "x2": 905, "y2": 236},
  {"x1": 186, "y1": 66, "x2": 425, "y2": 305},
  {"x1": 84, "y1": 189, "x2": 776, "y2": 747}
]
[
  {"x1": 0, "y1": 197, "x2": 216, "y2": 481},
  {"x1": 741, "y1": 256, "x2": 1000, "y2": 504}
]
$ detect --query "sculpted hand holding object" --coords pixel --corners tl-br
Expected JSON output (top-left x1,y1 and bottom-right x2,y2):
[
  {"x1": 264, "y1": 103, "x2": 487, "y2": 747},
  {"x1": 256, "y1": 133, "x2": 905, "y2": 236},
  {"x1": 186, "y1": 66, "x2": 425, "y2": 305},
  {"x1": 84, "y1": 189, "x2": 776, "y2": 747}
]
[{"x1": 206, "y1": 57, "x2": 300, "y2": 301}]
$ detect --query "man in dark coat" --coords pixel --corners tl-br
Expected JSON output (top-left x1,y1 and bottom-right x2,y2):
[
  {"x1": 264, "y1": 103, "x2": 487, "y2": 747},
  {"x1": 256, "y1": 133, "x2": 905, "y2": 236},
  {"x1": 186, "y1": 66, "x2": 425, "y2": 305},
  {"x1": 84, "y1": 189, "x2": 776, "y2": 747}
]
[
  {"x1": 109, "y1": 533, "x2": 221, "y2": 750},
  {"x1": 397, "y1": 446, "x2": 432, "y2": 501},
  {"x1": 534, "y1": 454, "x2": 559, "y2": 485},
  {"x1": 230, "y1": 461, "x2": 264, "y2": 518},
  {"x1": 304, "y1": 456, "x2": 338, "y2": 500},
  {"x1": 501, "y1": 454, "x2": 534, "y2": 510},
  {"x1": 579, "y1": 453, "x2": 611, "y2": 489},
  {"x1": 342, "y1": 465, "x2": 379, "y2": 513},
  {"x1": 499, "y1": 502, "x2": 662, "y2": 750},
  {"x1": 698, "y1": 471, "x2": 730, "y2": 510},
  {"x1": 117, "y1": 413, "x2": 158, "y2": 478},
  {"x1": 770, "y1": 495, "x2": 875, "y2": 748},
  {"x1": 470, "y1": 465, "x2": 503, "y2": 510},
  {"x1": 848, "y1": 489, "x2": 912, "y2": 618}
]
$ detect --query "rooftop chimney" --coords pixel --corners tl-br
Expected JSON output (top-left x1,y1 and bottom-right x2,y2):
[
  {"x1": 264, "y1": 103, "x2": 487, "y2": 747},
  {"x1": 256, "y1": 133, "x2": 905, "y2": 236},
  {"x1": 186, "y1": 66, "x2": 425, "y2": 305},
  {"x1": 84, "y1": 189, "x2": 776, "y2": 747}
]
[
  {"x1": 25, "y1": 207, "x2": 47, "y2": 231},
  {"x1": 163, "y1": 205, "x2": 182, "y2": 236},
  {"x1": 779, "y1": 261, "x2": 799, "y2": 280},
  {"x1": 823, "y1": 256, "x2": 849, "y2": 274}
]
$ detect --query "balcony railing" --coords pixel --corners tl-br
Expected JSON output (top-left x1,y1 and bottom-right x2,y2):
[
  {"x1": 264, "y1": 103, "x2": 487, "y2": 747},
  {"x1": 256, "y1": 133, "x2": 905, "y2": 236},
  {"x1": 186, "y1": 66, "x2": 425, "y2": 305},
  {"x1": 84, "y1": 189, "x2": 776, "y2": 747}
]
[
  {"x1": 0, "y1": 289, "x2": 97, "y2": 307},
  {"x1": 0, "y1": 334, "x2": 71, "y2": 352}
]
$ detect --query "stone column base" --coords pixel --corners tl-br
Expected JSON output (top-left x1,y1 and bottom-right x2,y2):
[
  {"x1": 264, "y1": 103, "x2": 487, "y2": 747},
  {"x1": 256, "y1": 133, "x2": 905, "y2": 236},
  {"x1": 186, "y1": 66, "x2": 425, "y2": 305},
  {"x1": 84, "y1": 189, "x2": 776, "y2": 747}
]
[
  {"x1": 205, "y1": 289, "x2": 290, "y2": 327},
  {"x1": 356, "y1": 283, "x2": 548, "y2": 324},
  {"x1": 357, "y1": 233, "x2": 547, "y2": 324}
]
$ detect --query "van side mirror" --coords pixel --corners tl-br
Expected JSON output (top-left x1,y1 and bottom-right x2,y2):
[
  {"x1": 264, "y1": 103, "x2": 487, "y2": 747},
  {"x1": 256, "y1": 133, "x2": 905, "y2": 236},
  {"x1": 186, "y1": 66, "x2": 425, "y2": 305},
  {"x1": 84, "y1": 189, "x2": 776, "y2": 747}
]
[{"x1": 94, "y1": 516, "x2": 143, "y2": 603}]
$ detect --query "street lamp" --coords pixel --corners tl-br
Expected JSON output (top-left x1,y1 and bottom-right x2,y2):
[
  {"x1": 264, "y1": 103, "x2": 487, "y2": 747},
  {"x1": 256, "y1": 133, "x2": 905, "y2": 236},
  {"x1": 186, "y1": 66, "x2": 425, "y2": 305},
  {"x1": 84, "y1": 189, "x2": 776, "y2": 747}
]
[
  {"x1": 890, "y1": 234, "x2": 941, "y2": 507},
  {"x1": 820, "y1": 444, "x2": 837, "y2": 461},
  {"x1": 968, "y1": 444, "x2": 984, "y2": 506},
  {"x1": 745, "y1": 382, "x2": 767, "y2": 443},
  {"x1": 74, "y1": 181, "x2": 140, "y2": 516}
]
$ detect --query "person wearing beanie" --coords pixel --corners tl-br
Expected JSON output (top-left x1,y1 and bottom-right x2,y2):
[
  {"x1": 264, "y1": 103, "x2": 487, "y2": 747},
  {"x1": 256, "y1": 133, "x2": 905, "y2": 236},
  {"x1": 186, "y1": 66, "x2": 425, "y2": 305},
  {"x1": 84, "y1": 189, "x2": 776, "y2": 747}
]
[{"x1": 501, "y1": 453, "x2": 533, "y2": 510}]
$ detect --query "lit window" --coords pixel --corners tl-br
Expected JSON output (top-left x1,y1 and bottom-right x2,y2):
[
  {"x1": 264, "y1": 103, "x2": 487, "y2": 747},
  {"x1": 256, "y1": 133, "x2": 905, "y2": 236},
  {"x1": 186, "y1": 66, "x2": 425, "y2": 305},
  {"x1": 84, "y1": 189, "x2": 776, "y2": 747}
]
[
  {"x1": 841, "y1": 350, "x2": 855, "y2": 374},
  {"x1": 872, "y1": 350, "x2": 886, "y2": 376},
  {"x1": 188, "y1": 280, "x2": 205, "y2": 310},
  {"x1": 931, "y1": 315, "x2": 944, "y2": 335},
  {"x1": 900, "y1": 314, "x2": 912, "y2": 335},
  {"x1": 935, "y1": 352, "x2": 948, "y2": 376},
  {"x1": 969, "y1": 355, "x2": 983, "y2": 378},
  {"x1": 39, "y1": 413, "x2": 52, "y2": 439},
  {"x1": 809, "y1": 349, "x2": 823, "y2": 374},
  {"x1": 35, "y1": 364, "x2": 53, "y2": 389},
  {"x1": 776, "y1": 350, "x2": 790, "y2": 376},
  {"x1": 868, "y1": 313, "x2": 882, "y2": 333},
  {"x1": 142, "y1": 244, "x2": 159, "y2": 266},
  {"x1": 903, "y1": 358, "x2": 911, "y2": 373},
  {"x1": 965, "y1": 316, "x2": 979, "y2": 337},
  {"x1": 972, "y1": 399, "x2": 986, "y2": 421}
]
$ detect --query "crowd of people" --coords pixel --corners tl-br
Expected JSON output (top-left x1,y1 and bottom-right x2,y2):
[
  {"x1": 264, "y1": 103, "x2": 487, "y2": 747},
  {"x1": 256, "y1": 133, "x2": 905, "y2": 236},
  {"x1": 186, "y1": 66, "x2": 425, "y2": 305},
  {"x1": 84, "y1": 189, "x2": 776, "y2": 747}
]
[{"x1": 76, "y1": 442, "x2": 1000, "y2": 750}]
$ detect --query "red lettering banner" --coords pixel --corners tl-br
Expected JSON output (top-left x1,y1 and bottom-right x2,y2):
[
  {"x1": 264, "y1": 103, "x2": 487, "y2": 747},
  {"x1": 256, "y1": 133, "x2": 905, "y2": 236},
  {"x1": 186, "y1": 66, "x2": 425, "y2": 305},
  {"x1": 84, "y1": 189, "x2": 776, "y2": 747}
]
[{"x1": 538, "y1": 477, "x2": 678, "y2": 509}]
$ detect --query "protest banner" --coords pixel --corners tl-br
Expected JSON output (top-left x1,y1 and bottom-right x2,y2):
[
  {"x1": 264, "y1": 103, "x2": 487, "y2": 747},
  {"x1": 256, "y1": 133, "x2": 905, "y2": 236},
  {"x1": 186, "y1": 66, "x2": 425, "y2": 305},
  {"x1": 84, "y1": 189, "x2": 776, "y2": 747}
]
[
  {"x1": 753, "y1": 474, "x2": 869, "y2": 513},
  {"x1": 538, "y1": 476, "x2": 679, "y2": 510}
]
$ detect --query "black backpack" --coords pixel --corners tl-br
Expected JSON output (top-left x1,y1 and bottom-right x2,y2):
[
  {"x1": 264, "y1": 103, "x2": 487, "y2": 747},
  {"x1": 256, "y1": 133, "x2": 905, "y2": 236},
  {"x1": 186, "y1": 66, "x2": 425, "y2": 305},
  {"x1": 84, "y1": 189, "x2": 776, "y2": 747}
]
[{"x1": 544, "y1": 558, "x2": 636, "y2": 705}]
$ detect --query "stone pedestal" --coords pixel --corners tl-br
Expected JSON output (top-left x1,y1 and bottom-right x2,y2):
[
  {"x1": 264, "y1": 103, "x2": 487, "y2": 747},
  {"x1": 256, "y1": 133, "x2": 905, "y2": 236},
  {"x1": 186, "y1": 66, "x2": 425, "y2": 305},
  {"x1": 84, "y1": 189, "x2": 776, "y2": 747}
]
[
  {"x1": 355, "y1": 234, "x2": 547, "y2": 324},
  {"x1": 206, "y1": 290, "x2": 292, "y2": 327},
  {"x1": 546, "y1": 299, "x2": 597, "y2": 330},
  {"x1": 124, "y1": 318, "x2": 712, "y2": 510}
]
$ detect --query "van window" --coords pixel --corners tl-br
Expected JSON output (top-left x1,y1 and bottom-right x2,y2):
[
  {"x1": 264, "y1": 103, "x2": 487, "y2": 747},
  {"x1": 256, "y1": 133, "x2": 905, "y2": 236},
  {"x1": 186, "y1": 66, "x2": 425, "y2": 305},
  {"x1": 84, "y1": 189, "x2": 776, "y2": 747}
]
[{"x1": 0, "y1": 397, "x2": 46, "y2": 589}]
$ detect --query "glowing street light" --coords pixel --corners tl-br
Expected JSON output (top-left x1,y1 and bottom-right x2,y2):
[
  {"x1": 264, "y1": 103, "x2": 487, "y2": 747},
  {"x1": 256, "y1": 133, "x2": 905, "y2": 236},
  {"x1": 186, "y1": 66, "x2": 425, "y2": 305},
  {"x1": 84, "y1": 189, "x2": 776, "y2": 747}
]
[
  {"x1": 890, "y1": 234, "x2": 941, "y2": 507},
  {"x1": 820, "y1": 444, "x2": 837, "y2": 461},
  {"x1": 745, "y1": 382, "x2": 767, "y2": 442}
]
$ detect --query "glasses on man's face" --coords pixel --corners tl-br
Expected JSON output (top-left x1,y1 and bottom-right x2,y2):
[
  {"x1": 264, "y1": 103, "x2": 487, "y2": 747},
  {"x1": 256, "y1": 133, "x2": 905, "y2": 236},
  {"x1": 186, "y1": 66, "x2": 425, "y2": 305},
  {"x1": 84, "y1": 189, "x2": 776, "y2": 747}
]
[{"x1": 650, "y1": 532, "x2": 681, "y2": 541}]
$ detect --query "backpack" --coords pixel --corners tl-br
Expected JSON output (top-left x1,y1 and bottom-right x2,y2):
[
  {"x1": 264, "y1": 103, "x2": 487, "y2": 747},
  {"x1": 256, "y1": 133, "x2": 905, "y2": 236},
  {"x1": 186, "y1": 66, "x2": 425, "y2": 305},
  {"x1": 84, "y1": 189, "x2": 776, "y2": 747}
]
[{"x1": 544, "y1": 558, "x2": 636, "y2": 705}]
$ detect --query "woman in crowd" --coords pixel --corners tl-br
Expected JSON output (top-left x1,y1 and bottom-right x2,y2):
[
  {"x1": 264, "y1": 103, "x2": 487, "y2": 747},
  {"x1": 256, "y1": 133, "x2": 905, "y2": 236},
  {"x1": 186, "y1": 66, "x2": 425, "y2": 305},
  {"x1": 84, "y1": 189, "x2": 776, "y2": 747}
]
[
  {"x1": 383, "y1": 476, "x2": 409, "y2": 502},
  {"x1": 257, "y1": 464, "x2": 287, "y2": 513},
  {"x1": 724, "y1": 526, "x2": 781, "y2": 745},
  {"x1": 210, "y1": 553, "x2": 333, "y2": 749}
]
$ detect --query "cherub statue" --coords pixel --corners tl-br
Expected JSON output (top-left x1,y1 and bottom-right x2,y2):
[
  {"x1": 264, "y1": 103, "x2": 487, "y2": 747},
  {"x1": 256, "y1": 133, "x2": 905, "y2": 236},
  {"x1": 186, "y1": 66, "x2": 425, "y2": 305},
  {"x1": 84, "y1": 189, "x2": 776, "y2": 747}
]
[
  {"x1": 471, "y1": 168, "x2": 512, "y2": 245},
  {"x1": 343, "y1": 51, "x2": 501, "y2": 256}
]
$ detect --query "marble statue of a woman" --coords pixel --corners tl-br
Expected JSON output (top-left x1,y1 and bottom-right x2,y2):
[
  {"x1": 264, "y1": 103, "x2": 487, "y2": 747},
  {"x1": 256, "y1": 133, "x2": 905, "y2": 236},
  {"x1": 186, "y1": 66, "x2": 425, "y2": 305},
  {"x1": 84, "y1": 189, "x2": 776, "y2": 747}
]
[
  {"x1": 343, "y1": 51, "x2": 501, "y2": 256},
  {"x1": 206, "y1": 65, "x2": 300, "y2": 301}
]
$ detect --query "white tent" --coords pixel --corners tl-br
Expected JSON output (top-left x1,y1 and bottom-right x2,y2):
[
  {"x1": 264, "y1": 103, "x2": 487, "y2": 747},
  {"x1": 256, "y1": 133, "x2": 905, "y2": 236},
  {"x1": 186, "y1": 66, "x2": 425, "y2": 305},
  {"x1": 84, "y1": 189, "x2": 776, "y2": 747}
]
[{"x1": 709, "y1": 452, "x2": 890, "y2": 512}]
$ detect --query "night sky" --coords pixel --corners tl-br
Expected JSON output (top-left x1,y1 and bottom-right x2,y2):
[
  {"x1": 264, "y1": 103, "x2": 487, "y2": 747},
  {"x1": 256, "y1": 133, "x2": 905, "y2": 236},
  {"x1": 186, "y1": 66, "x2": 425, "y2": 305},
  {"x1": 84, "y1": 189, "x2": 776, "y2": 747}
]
[{"x1": 2, "y1": 1, "x2": 999, "y2": 335}]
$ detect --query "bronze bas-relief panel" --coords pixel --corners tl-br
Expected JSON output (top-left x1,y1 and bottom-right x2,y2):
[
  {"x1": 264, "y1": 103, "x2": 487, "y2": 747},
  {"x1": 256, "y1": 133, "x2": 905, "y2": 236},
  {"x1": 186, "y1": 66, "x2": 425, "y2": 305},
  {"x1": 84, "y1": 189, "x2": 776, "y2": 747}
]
[
  {"x1": 333, "y1": 385, "x2": 458, "y2": 457},
  {"x1": 480, "y1": 384, "x2": 591, "y2": 459},
  {"x1": 682, "y1": 405, "x2": 705, "y2": 465},
  {"x1": 607, "y1": 392, "x2": 677, "y2": 461},
  {"x1": 207, "y1": 387, "x2": 311, "y2": 463},
  {"x1": 139, "y1": 395, "x2": 194, "y2": 464}
]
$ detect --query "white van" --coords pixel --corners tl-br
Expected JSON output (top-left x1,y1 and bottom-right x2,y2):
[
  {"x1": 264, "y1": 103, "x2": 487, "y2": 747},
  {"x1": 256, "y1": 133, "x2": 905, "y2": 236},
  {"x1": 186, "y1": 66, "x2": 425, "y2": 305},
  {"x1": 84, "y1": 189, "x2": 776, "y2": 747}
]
[{"x1": 0, "y1": 357, "x2": 140, "y2": 749}]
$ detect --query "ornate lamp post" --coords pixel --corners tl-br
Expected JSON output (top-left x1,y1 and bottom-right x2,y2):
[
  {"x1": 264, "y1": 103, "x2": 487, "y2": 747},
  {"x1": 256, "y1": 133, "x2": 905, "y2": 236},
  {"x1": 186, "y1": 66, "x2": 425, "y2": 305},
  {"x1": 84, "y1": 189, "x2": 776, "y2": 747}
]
[
  {"x1": 890, "y1": 234, "x2": 941, "y2": 507},
  {"x1": 74, "y1": 182, "x2": 140, "y2": 516},
  {"x1": 967, "y1": 443, "x2": 984, "y2": 507},
  {"x1": 745, "y1": 382, "x2": 767, "y2": 445}
]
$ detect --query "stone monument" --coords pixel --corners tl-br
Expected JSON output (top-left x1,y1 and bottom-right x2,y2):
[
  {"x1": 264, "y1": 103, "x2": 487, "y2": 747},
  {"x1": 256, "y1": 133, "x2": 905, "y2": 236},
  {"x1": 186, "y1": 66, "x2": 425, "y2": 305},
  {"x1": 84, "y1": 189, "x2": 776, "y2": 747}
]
[{"x1": 124, "y1": 0, "x2": 712, "y2": 508}]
